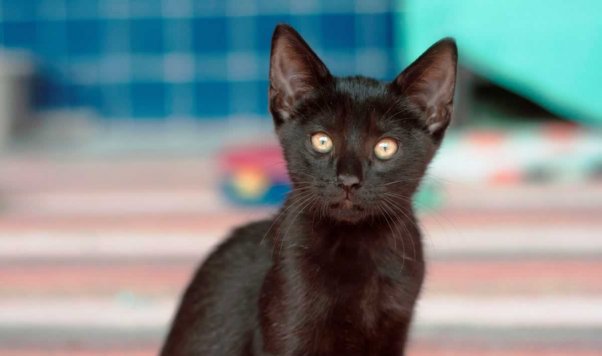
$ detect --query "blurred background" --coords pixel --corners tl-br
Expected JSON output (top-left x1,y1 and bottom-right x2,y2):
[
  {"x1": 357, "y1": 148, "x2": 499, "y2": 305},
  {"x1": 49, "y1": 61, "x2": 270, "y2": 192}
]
[{"x1": 0, "y1": 0, "x2": 601, "y2": 355}]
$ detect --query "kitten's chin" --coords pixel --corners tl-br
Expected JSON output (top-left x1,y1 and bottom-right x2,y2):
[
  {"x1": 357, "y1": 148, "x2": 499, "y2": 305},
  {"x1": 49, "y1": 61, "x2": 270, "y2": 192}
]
[{"x1": 327, "y1": 202, "x2": 367, "y2": 223}]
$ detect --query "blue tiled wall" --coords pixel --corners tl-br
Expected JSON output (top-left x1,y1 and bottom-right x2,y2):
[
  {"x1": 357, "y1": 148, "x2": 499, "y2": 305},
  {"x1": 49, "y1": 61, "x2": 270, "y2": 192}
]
[{"x1": 0, "y1": 0, "x2": 397, "y2": 120}]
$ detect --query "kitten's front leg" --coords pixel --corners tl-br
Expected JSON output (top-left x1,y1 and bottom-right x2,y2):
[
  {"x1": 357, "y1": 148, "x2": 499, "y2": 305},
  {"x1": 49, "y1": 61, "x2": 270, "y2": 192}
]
[{"x1": 377, "y1": 318, "x2": 413, "y2": 356}]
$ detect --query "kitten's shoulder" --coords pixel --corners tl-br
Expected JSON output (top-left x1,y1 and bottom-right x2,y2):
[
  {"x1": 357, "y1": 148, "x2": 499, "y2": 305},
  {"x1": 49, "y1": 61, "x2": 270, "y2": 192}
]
[
  {"x1": 218, "y1": 219, "x2": 273, "y2": 251},
  {"x1": 203, "y1": 219, "x2": 273, "y2": 268},
  {"x1": 161, "y1": 219, "x2": 273, "y2": 355},
  {"x1": 172, "y1": 219, "x2": 274, "y2": 322}
]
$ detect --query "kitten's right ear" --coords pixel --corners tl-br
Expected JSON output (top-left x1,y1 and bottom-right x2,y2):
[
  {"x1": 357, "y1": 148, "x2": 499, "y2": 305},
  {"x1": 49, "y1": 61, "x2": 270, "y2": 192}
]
[
  {"x1": 392, "y1": 38, "x2": 458, "y2": 141},
  {"x1": 269, "y1": 24, "x2": 331, "y2": 126}
]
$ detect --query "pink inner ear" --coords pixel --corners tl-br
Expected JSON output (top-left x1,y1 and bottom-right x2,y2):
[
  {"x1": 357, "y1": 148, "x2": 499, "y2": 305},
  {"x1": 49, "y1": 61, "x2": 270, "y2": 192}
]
[
  {"x1": 393, "y1": 39, "x2": 457, "y2": 133},
  {"x1": 270, "y1": 47, "x2": 317, "y2": 119},
  {"x1": 269, "y1": 25, "x2": 331, "y2": 121},
  {"x1": 280, "y1": 59, "x2": 316, "y2": 100}
]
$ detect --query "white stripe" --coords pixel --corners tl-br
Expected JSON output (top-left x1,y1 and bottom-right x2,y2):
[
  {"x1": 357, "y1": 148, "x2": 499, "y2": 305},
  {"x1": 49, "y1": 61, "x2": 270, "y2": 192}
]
[
  {"x1": 0, "y1": 224, "x2": 599, "y2": 260},
  {"x1": 424, "y1": 225, "x2": 602, "y2": 256},
  {"x1": 416, "y1": 296, "x2": 602, "y2": 328},
  {"x1": 5, "y1": 190, "x2": 225, "y2": 216},
  {"x1": 440, "y1": 184, "x2": 602, "y2": 210},
  {"x1": 0, "y1": 298, "x2": 175, "y2": 328},
  {"x1": 0, "y1": 232, "x2": 224, "y2": 259},
  {"x1": 0, "y1": 296, "x2": 600, "y2": 329}
]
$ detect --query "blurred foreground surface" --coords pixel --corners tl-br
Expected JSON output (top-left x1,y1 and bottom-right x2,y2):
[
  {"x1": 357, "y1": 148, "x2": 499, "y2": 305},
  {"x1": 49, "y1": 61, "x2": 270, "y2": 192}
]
[{"x1": 0, "y1": 124, "x2": 601, "y2": 356}]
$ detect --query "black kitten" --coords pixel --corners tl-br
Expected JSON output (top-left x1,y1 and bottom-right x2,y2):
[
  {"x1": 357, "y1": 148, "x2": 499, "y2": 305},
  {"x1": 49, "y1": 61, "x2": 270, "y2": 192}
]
[{"x1": 161, "y1": 24, "x2": 457, "y2": 356}]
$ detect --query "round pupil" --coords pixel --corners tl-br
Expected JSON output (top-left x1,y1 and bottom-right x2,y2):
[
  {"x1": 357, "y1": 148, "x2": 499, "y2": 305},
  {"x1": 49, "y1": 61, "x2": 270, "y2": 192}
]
[{"x1": 319, "y1": 137, "x2": 327, "y2": 146}]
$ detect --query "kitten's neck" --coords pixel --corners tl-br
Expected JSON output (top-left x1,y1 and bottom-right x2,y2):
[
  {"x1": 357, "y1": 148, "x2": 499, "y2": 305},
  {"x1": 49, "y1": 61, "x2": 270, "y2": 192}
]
[{"x1": 273, "y1": 196, "x2": 422, "y2": 262}]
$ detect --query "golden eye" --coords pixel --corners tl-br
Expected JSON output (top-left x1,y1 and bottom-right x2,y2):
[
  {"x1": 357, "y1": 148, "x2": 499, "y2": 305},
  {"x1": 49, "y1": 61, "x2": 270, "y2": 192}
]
[
  {"x1": 374, "y1": 138, "x2": 398, "y2": 160},
  {"x1": 311, "y1": 132, "x2": 333, "y2": 153}
]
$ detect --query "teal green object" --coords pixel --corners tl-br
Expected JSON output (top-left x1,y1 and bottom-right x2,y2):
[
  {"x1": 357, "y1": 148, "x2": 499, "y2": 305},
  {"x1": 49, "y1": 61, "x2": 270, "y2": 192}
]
[
  {"x1": 395, "y1": 0, "x2": 602, "y2": 124},
  {"x1": 222, "y1": 181, "x2": 291, "y2": 206},
  {"x1": 414, "y1": 180, "x2": 443, "y2": 213}
]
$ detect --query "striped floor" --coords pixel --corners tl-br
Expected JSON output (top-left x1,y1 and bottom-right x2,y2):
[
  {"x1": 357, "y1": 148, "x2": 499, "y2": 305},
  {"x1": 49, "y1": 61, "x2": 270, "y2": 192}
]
[{"x1": 0, "y1": 156, "x2": 600, "y2": 355}]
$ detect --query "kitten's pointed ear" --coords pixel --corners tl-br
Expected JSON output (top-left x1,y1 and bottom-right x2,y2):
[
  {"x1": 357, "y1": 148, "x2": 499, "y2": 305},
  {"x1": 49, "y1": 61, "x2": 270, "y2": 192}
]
[
  {"x1": 392, "y1": 38, "x2": 458, "y2": 140},
  {"x1": 269, "y1": 24, "x2": 331, "y2": 126}
]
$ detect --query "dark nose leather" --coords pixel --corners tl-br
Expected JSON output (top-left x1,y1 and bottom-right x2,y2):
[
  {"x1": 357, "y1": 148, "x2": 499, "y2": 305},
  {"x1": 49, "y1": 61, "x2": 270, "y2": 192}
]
[
  {"x1": 337, "y1": 174, "x2": 361, "y2": 192},
  {"x1": 336, "y1": 151, "x2": 363, "y2": 194}
]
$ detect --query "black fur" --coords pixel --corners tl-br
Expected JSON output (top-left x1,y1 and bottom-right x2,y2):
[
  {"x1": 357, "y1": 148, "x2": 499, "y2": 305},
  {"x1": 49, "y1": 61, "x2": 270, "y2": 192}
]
[{"x1": 161, "y1": 24, "x2": 457, "y2": 356}]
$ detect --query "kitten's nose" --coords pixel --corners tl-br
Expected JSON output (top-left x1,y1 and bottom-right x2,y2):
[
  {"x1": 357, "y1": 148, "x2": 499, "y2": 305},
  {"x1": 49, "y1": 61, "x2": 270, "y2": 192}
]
[{"x1": 337, "y1": 174, "x2": 361, "y2": 193}]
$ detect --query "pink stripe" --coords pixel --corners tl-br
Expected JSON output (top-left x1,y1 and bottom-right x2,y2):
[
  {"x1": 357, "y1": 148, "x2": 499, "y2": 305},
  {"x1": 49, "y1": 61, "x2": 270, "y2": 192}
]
[
  {"x1": 410, "y1": 345, "x2": 602, "y2": 356},
  {"x1": 2, "y1": 346, "x2": 600, "y2": 356},
  {"x1": 1, "y1": 259, "x2": 601, "y2": 297}
]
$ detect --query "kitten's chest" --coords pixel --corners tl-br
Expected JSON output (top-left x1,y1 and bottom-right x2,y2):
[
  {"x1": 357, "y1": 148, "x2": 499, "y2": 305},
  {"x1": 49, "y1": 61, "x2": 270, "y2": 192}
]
[
  {"x1": 288, "y1": 262, "x2": 416, "y2": 355},
  {"x1": 300, "y1": 247, "x2": 420, "y2": 320},
  {"x1": 261, "y1": 236, "x2": 424, "y2": 355}
]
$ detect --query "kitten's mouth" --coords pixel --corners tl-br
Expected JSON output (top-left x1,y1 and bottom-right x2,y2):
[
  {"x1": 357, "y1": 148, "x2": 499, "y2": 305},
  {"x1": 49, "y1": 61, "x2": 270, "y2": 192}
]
[
  {"x1": 330, "y1": 198, "x2": 362, "y2": 210},
  {"x1": 328, "y1": 199, "x2": 365, "y2": 222}
]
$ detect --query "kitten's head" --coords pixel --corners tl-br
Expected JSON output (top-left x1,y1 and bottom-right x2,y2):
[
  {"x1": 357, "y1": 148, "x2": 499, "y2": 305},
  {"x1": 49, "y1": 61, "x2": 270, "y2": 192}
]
[{"x1": 269, "y1": 24, "x2": 457, "y2": 223}]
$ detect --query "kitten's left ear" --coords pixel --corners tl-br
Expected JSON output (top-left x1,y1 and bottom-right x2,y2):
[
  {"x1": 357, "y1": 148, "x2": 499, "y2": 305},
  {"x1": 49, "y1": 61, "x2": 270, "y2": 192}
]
[
  {"x1": 269, "y1": 24, "x2": 332, "y2": 126},
  {"x1": 392, "y1": 38, "x2": 458, "y2": 140}
]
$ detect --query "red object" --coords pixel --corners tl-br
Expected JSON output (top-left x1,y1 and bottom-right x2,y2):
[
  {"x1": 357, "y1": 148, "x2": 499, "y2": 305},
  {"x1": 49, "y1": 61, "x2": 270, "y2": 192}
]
[
  {"x1": 491, "y1": 170, "x2": 522, "y2": 185},
  {"x1": 220, "y1": 145, "x2": 289, "y2": 181},
  {"x1": 541, "y1": 122, "x2": 580, "y2": 141},
  {"x1": 467, "y1": 130, "x2": 506, "y2": 147}
]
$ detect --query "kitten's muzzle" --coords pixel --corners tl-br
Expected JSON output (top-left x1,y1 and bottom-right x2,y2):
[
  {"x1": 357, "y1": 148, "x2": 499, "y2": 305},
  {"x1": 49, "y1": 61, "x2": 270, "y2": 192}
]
[
  {"x1": 336, "y1": 173, "x2": 361, "y2": 196},
  {"x1": 328, "y1": 199, "x2": 365, "y2": 222}
]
